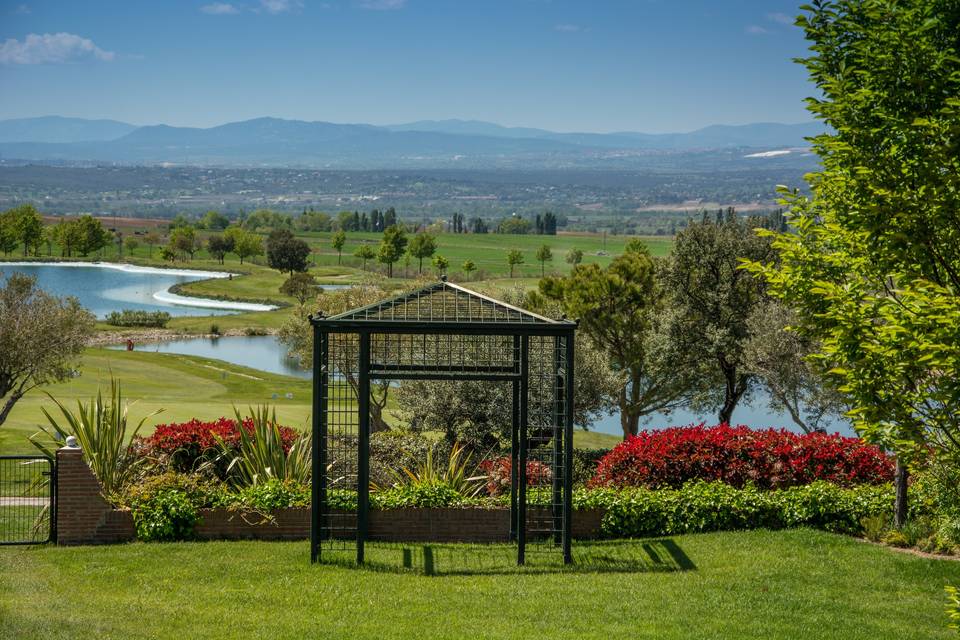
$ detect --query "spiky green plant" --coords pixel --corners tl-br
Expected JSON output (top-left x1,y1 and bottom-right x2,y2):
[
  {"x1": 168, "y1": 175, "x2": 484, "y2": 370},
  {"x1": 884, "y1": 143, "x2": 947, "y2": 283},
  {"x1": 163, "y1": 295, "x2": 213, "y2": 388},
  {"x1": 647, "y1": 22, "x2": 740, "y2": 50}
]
[
  {"x1": 212, "y1": 406, "x2": 311, "y2": 487},
  {"x1": 376, "y1": 442, "x2": 484, "y2": 498},
  {"x1": 29, "y1": 378, "x2": 157, "y2": 496}
]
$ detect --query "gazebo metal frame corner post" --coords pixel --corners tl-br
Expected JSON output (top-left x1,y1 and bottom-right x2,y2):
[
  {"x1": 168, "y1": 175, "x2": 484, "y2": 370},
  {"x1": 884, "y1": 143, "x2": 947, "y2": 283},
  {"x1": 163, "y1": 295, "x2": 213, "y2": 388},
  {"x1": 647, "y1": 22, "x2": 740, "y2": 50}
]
[{"x1": 309, "y1": 280, "x2": 576, "y2": 567}]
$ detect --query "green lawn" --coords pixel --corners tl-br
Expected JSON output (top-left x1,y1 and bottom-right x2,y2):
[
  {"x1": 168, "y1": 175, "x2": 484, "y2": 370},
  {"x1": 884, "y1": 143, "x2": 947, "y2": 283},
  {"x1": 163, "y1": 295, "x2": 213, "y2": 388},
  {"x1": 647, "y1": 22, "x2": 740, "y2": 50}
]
[{"x1": 1, "y1": 529, "x2": 956, "y2": 639}]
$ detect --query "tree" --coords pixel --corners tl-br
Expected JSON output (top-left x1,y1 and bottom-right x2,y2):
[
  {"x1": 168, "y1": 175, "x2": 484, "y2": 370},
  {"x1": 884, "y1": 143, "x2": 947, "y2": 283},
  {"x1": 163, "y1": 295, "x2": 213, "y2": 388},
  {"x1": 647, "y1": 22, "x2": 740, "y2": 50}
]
[
  {"x1": 226, "y1": 227, "x2": 264, "y2": 264},
  {"x1": 0, "y1": 273, "x2": 95, "y2": 427},
  {"x1": 74, "y1": 215, "x2": 110, "y2": 257},
  {"x1": 461, "y1": 259, "x2": 476, "y2": 279},
  {"x1": 331, "y1": 230, "x2": 346, "y2": 265},
  {"x1": 745, "y1": 0, "x2": 960, "y2": 527},
  {"x1": 498, "y1": 216, "x2": 531, "y2": 234},
  {"x1": 266, "y1": 229, "x2": 311, "y2": 274},
  {"x1": 0, "y1": 212, "x2": 18, "y2": 256},
  {"x1": 566, "y1": 248, "x2": 583, "y2": 267},
  {"x1": 168, "y1": 226, "x2": 197, "y2": 261},
  {"x1": 42, "y1": 225, "x2": 56, "y2": 256},
  {"x1": 664, "y1": 212, "x2": 775, "y2": 425},
  {"x1": 143, "y1": 231, "x2": 162, "y2": 259},
  {"x1": 200, "y1": 210, "x2": 230, "y2": 231},
  {"x1": 539, "y1": 246, "x2": 693, "y2": 438},
  {"x1": 52, "y1": 220, "x2": 82, "y2": 257},
  {"x1": 354, "y1": 244, "x2": 375, "y2": 271},
  {"x1": 506, "y1": 249, "x2": 524, "y2": 277},
  {"x1": 280, "y1": 272, "x2": 318, "y2": 306},
  {"x1": 742, "y1": 300, "x2": 844, "y2": 433},
  {"x1": 432, "y1": 254, "x2": 449, "y2": 275},
  {"x1": 407, "y1": 232, "x2": 437, "y2": 274},
  {"x1": 123, "y1": 236, "x2": 140, "y2": 257},
  {"x1": 535, "y1": 244, "x2": 553, "y2": 277},
  {"x1": 207, "y1": 234, "x2": 234, "y2": 265},
  {"x1": 377, "y1": 225, "x2": 408, "y2": 278},
  {"x1": 9, "y1": 204, "x2": 43, "y2": 257}
]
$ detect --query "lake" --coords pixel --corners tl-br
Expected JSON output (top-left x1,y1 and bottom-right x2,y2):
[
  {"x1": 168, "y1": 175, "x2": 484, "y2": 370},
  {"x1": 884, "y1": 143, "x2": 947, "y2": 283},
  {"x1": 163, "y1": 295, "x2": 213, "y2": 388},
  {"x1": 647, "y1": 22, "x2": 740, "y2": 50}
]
[
  {"x1": 0, "y1": 262, "x2": 276, "y2": 318},
  {"x1": 122, "y1": 335, "x2": 855, "y2": 438}
]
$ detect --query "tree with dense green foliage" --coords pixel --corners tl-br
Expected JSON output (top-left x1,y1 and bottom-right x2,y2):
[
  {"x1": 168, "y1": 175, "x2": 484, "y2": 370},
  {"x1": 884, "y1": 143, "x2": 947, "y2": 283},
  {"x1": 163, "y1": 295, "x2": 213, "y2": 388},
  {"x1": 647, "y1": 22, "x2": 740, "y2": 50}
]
[
  {"x1": 7, "y1": 204, "x2": 43, "y2": 257},
  {"x1": 200, "y1": 210, "x2": 230, "y2": 231},
  {"x1": 745, "y1": 0, "x2": 960, "y2": 527},
  {"x1": 506, "y1": 249, "x2": 524, "y2": 277},
  {"x1": 143, "y1": 231, "x2": 161, "y2": 259},
  {"x1": 206, "y1": 234, "x2": 234, "y2": 265},
  {"x1": 432, "y1": 254, "x2": 449, "y2": 275},
  {"x1": 280, "y1": 272, "x2": 318, "y2": 306},
  {"x1": 0, "y1": 273, "x2": 95, "y2": 427},
  {"x1": 408, "y1": 232, "x2": 437, "y2": 274},
  {"x1": 225, "y1": 227, "x2": 263, "y2": 264},
  {"x1": 354, "y1": 244, "x2": 375, "y2": 271},
  {"x1": 331, "y1": 230, "x2": 346, "y2": 265},
  {"x1": 461, "y1": 259, "x2": 476, "y2": 279},
  {"x1": 535, "y1": 244, "x2": 553, "y2": 277},
  {"x1": 296, "y1": 210, "x2": 332, "y2": 232},
  {"x1": 539, "y1": 245, "x2": 692, "y2": 438},
  {"x1": 377, "y1": 225, "x2": 408, "y2": 277},
  {"x1": 123, "y1": 236, "x2": 140, "y2": 256},
  {"x1": 664, "y1": 212, "x2": 775, "y2": 425},
  {"x1": 266, "y1": 229, "x2": 311, "y2": 274},
  {"x1": 497, "y1": 216, "x2": 531, "y2": 235},
  {"x1": 0, "y1": 211, "x2": 18, "y2": 256},
  {"x1": 51, "y1": 219, "x2": 81, "y2": 257},
  {"x1": 167, "y1": 226, "x2": 197, "y2": 261},
  {"x1": 74, "y1": 215, "x2": 111, "y2": 257},
  {"x1": 243, "y1": 209, "x2": 292, "y2": 231},
  {"x1": 566, "y1": 248, "x2": 583, "y2": 267}
]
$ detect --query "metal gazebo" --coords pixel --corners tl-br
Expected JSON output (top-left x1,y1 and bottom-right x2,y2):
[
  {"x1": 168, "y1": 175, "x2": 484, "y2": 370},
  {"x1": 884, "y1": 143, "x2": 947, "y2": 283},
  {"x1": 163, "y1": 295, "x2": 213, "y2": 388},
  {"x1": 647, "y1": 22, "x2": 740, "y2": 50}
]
[{"x1": 309, "y1": 277, "x2": 577, "y2": 565}]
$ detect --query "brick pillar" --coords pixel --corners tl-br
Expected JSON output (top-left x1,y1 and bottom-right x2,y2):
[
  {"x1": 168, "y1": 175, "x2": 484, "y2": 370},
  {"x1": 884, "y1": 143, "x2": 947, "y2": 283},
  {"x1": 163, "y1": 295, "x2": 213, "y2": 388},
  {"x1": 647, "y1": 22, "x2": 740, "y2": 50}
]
[{"x1": 55, "y1": 443, "x2": 122, "y2": 545}]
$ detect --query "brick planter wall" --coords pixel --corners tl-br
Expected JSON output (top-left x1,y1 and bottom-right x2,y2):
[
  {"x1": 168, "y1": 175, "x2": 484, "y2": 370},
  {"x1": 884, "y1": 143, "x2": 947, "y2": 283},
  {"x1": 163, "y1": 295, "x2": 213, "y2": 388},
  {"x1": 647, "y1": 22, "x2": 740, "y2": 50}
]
[{"x1": 54, "y1": 446, "x2": 604, "y2": 545}]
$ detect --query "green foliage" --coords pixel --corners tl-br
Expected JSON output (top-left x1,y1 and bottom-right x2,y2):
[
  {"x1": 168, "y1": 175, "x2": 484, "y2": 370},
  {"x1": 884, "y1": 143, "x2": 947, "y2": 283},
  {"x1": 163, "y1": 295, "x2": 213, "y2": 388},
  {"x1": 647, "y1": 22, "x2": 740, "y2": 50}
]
[
  {"x1": 506, "y1": 249, "x2": 524, "y2": 277},
  {"x1": 206, "y1": 233, "x2": 234, "y2": 265},
  {"x1": 461, "y1": 259, "x2": 476, "y2": 278},
  {"x1": 199, "y1": 210, "x2": 230, "y2": 231},
  {"x1": 0, "y1": 272, "x2": 95, "y2": 428},
  {"x1": 104, "y1": 309, "x2": 171, "y2": 328},
  {"x1": 535, "y1": 244, "x2": 553, "y2": 276},
  {"x1": 566, "y1": 247, "x2": 583, "y2": 266},
  {"x1": 130, "y1": 489, "x2": 199, "y2": 542},
  {"x1": 374, "y1": 484, "x2": 467, "y2": 509},
  {"x1": 5, "y1": 204, "x2": 43, "y2": 256},
  {"x1": 376, "y1": 442, "x2": 484, "y2": 499},
  {"x1": 231, "y1": 478, "x2": 310, "y2": 511},
  {"x1": 212, "y1": 406, "x2": 311, "y2": 487},
  {"x1": 266, "y1": 229, "x2": 310, "y2": 274},
  {"x1": 30, "y1": 379, "x2": 158, "y2": 495},
  {"x1": 331, "y1": 229, "x2": 346, "y2": 264},
  {"x1": 432, "y1": 254, "x2": 449, "y2": 275},
  {"x1": 120, "y1": 471, "x2": 229, "y2": 509},
  {"x1": 354, "y1": 243, "x2": 375, "y2": 270},
  {"x1": 408, "y1": 232, "x2": 437, "y2": 273},
  {"x1": 377, "y1": 224, "x2": 408, "y2": 277},
  {"x1": 167, "y1": 225, "x2": 197, "y2": 261},
  {"x1": 72, "y1": 215, "x2": 111, "y2": 256},
  {"x1": 224, "y1": 227, "x2": 264, "y2": 264},
  {"x1": 946, "y1": 585, "x2": 960, "y2": 632},
  {"x1": 279, "y1": 272, "x2": 317, "y2": 305}
]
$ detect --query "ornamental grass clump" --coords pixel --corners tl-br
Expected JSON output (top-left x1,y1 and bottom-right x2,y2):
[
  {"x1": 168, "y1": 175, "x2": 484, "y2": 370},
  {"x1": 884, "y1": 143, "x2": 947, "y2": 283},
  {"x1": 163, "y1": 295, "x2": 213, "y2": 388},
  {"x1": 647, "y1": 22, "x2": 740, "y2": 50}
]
[{"x1": 211, "y1": 406, "x2": 311, "y2": 487}]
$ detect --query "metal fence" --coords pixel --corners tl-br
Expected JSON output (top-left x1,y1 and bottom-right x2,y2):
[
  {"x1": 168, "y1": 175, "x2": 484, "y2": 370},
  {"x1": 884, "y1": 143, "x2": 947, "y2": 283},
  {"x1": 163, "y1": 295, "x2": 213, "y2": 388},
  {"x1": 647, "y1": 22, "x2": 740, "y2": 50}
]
[{"x1": 0, "y1": 456, "x2": 55, "y2": 545}]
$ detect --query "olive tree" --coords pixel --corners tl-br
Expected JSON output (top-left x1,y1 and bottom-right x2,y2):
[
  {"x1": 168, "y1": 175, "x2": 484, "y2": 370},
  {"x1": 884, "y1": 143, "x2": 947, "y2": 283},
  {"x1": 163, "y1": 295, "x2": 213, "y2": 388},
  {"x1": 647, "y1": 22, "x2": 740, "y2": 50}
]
[{"x1": 0, "y1": 273, "x2": 95, "y2": 427}]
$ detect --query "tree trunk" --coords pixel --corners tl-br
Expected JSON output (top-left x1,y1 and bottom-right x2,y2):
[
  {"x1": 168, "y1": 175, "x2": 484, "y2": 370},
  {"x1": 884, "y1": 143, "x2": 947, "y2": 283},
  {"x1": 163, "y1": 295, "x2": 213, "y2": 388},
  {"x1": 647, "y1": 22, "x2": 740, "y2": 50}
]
[
  {"x1": 618, "y1": 382, "x2": 642, "y2": 439},
  {"x1": 0, "y1": 391, "x2": 24, "y2": 428},
  {"x1": 894, "y1": 458, "x2": 909, "y2": 529},
  {"x1": 717, "y1": 362, "x2": 746, "y2": 425}
]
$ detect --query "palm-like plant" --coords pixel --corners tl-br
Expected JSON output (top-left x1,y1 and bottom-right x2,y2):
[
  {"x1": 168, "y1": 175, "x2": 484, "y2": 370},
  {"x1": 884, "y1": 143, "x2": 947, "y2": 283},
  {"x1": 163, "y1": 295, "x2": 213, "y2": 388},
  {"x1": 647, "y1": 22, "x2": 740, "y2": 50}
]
[
  {"x1": 378, "y1": 442, "x2": 485, "y2": 498},
  {"x1": 30, "y1": 378, "x2": 157, "y2": 496},
  {"x1": 213, "y1": 406, "x2": 311, "y2": 487}
]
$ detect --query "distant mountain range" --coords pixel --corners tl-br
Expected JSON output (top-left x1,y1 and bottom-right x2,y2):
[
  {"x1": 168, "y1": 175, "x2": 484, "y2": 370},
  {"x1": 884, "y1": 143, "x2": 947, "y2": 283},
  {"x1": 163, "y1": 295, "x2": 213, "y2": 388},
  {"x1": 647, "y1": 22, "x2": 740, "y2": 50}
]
[{"x1": 0, "y1": 116, "x2": 823, "y2": 169}]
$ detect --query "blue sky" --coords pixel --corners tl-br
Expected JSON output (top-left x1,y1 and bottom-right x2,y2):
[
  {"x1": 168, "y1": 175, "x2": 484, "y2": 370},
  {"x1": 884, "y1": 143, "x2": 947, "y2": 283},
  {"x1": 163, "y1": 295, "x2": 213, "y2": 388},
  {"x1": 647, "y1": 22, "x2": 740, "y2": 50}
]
[{"x1": 0, "y1": 1, "x2": 815, "y2": 133}]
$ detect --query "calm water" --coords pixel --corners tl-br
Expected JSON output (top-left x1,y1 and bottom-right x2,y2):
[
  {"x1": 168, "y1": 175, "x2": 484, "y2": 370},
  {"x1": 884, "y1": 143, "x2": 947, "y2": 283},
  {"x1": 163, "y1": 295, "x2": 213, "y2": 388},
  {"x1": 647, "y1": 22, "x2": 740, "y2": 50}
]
[
  {"x1": 109, "y1": 335, "x2": 309, "y2": 378},
  {"x1": 0, "y1": 263, "x2": 253, "y2": 318},
  {"x1": 122, "y1": 335, "x2": 854, "y2": 437}
]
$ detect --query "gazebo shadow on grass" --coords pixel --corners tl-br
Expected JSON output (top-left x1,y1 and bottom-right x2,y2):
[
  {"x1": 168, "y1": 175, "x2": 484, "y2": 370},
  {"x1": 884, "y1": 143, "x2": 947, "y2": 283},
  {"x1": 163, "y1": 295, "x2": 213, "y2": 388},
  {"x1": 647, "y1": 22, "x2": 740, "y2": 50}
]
[{"x1": 315, "y1": 538, "x2": 697, "y2": 576}]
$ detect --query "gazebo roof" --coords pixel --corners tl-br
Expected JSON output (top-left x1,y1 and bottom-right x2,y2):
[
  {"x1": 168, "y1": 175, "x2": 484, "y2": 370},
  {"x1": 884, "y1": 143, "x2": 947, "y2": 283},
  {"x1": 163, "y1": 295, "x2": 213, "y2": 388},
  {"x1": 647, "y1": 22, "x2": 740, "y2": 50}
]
[{"x1": 312, "y1": 277, "x2": 575, "y2": 332}]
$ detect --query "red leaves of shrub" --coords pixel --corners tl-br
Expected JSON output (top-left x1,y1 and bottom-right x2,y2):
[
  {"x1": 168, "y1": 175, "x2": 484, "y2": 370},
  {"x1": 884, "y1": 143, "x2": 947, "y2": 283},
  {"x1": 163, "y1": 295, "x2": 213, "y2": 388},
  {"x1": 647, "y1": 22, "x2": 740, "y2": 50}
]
[
  {"x1": 479, "y1": 457, "x2": 553, "y2": 496},
  {"x1": 590, "y1": 423, "x2": 893, "y2": 490}
]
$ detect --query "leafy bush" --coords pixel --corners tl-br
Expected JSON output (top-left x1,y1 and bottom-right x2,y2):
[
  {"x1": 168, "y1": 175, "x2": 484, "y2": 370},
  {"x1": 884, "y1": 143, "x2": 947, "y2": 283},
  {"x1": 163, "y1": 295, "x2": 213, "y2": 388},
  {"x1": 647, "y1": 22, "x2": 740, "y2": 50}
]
[
  {"x1": 136, "y1": 416, "x2": 299, "y2": 475},
  {"x1": 478, "y1": 457, "x2": 553, "y2": 496},
  {"x1": 120, "y1": 471, "x2": 229, "y2": 509},
  {"x1": 369, "y1": 431, "x2": 449, "y2": 488},
  {"x1": 130, "y1": 490, "x2": 199, "y2": 541},
  {"x1": 232, "y1": 478, "x2": 310, "y2": 511},
  {"x1": 946, "y1": 586, "x2": 960, "y2": 632},
  {"x1": 212, "y1": 406, "x2": 311, "y2": 487},
  {"x1": 592, "y1": 424, "x2": 893, "y2": 490},
  {"x1": 373, "y1": 483, "x2": 467, "y2": 509},
  {"x1": 573, "y1": 448, "x2": 610, "y2": 486},
  {"x1": 104, "y1": 309, "x2": 171, "y2": 328}
]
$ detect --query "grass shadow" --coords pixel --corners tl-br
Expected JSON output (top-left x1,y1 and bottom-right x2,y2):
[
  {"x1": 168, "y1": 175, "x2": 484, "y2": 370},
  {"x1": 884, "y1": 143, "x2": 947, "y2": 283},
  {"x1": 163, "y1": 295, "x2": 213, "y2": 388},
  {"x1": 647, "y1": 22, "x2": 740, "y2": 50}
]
[{"x1": 314, "y1": 538, "x2": 697, "y2": 577}]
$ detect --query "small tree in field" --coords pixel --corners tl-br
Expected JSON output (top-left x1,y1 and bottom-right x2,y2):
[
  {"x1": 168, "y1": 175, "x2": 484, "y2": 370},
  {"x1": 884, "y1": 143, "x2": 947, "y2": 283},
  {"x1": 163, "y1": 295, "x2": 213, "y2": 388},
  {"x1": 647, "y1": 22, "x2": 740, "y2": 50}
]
[
  {"x1": 461, "y1": 259, "x2": 476, "y2": 280},
  {"x1": 408, "y1": 232, "x2": 437, "y2": 274},
  {"x1": 377, "y1": 225, "x2": 408, "y2": 278},
  {"x1": 280, "y1": 272, "x2": 318, "y2": 306},
  {"x1": 566, "y1": 248, "x2": 583, "y2": 267},
  {"x1": 0, "y1": 274, "x2": 95, "y2": 427},
  {"x1": 432, "y1": 254, "x2": 449, "y2": 276},
  {"x1": 507, "y1": 250, "x2": 524, "y2": 278},
  {"x1": 331, "y1": 230, "x2": 346, "y2": 265},
  {"x1": 536, "y1": 244, "x2": 553, "y2": 277},
  {"x1": 143, "y1": 231, "x2": 161, "y2": 259},
  {"x1": 354, "y1": 245, "x2": 375, "y2": 271},
  {"x1": 226, "y1": 228, "x2": 263, "y2": 265},
  {"x1": 266, "y1": 229, "x2": 311, "y2": 274}
]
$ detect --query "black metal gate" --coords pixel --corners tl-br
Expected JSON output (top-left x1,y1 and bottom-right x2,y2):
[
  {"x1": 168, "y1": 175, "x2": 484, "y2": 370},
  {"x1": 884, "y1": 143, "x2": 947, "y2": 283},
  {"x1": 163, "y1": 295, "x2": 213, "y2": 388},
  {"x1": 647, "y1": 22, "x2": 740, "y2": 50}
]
[{"x1": 0, "y1": 456, "x2": 55, "y2": 545}]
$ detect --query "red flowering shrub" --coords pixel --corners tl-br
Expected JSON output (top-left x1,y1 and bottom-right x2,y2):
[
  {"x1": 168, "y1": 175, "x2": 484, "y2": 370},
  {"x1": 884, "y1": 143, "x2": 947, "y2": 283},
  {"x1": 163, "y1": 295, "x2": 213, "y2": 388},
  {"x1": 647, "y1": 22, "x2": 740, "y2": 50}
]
[
  {"x1": 479, "y1": 457, "x2": 553, "y2": 496},
  {"x1": 591, "y1": 423, "x2": 893, "y2": 490},
  {"x1": 136, "y1": 417, "x2": 299, "y2": 474}
]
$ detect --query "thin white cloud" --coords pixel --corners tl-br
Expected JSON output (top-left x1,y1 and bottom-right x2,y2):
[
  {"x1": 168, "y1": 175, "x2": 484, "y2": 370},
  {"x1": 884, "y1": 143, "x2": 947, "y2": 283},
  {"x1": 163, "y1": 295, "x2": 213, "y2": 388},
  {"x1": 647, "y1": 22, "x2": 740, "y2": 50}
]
[
  {"x1": 745, "y1": 25, "x2": 769, "y2": 35},
  {"x1": 259, "y1": 0, "x2": 303, "y2": 13},
  {"x1": 0, "y1": 32, "x2": 115, "y2": 65},
  {"x1": 554, "y1": 24, "x2": 581, "y2": 33},
  {"x1": 14, "y1": 4, "x2": 31, "y2": 14},
  {"x1": 357, "y1": 0, "x2": 406, "y2": 10},
  {"x1": 201, "y1": 2, "x2": 240, "y2": 14},
  {"x1": 766, "y1": 12, "x2": 794, "y2": 25}
]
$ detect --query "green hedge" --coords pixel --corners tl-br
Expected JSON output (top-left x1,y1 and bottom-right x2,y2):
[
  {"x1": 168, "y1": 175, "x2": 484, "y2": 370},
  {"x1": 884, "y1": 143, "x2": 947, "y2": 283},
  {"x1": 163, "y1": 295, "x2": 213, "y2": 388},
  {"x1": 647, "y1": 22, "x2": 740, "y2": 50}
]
[{"x1": 104, "y1": 309, "x2": 171, "y2": 328}]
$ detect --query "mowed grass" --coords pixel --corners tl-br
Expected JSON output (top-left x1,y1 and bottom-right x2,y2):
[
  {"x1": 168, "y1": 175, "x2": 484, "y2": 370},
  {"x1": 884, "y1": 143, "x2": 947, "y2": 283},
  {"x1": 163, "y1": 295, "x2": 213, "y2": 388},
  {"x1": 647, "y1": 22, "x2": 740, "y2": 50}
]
[
  {"x1": 0, "y1": 348, "x2": 312, "y2": 456},
  {"x1": 1, "y1": 529, "x2": 957, "y2": 639}
]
